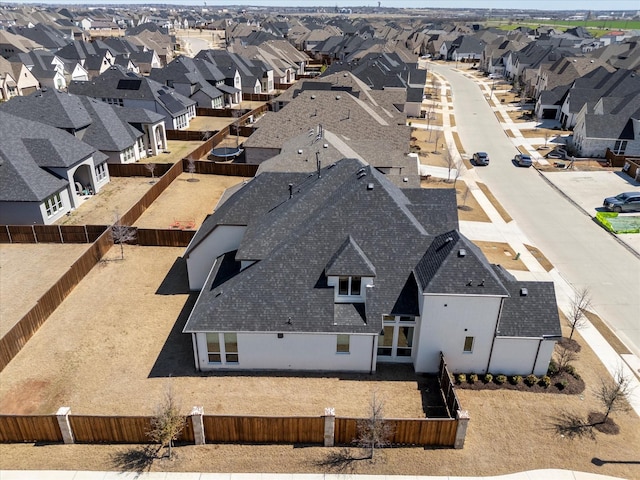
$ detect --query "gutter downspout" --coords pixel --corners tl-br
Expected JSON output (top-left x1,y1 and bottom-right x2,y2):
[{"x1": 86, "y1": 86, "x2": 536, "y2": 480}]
[{"x1": 486, "y1": 297, "x2": 505, "y2": 374}]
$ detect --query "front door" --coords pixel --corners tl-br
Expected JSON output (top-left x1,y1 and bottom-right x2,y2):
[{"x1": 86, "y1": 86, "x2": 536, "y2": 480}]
[{"x1": 377, "y1": 315, "x2": 416, "y2": 363}]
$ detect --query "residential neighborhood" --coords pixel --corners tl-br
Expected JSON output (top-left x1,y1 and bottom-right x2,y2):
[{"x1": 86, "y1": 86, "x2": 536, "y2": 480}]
[{"x1": 0, "y1": 2, "x2": 639, "y2": 479}]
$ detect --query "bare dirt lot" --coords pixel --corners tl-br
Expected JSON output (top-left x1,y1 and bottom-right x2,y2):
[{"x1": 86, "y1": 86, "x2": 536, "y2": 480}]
[
  {"x1": 135, "y1": 174, "x2": 248, "y2": 229},
  {"x1": 0, "y1": 243, "x2": 89, "y2": 336}
]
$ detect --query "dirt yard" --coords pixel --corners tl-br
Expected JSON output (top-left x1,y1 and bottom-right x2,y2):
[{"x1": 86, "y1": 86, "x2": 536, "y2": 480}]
[
  {"x1": 1, "y1": 321, "x2": 638, "y2": 479},
  {"x1": 0, "y1": 243, "x2": 90, "y2": 336},
  {"x1": 134, "y1": 173, "x2": 248, "y2": 229},
  {"x1": 421, "y1": 178, "x2": 490, "y2": 223}
]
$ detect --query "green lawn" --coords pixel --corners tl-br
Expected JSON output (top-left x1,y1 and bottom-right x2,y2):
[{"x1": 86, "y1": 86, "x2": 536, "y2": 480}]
[{"x1": 486, "y1": 19, "x2": 640, "y2": 37}]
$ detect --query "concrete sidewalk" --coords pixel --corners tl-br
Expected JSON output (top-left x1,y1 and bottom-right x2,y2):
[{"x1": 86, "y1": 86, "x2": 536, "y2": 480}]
[{"x1": 0, "y1": 470, "x2": 628, "y2": 480}]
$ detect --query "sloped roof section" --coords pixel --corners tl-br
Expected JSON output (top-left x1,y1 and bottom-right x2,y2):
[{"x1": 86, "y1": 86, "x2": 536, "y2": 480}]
[{"x1": 325, "y1": 235, "x2": 377, "y2": 277}]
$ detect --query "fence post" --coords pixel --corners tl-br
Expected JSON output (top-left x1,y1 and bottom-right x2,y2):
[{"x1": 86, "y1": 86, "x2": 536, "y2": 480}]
[
  {"x1": 56, "y1": 407, "x2": 75, "y2": 444},
  {"x1": 323, "y1": 407, "x2": 335, "y2": 447},
  {"x1": 190, "y1": 406, "x2": 205, "y2": 445},
  {"x1": 454, "y1": 409, "x2": 470, "y2": 449}
]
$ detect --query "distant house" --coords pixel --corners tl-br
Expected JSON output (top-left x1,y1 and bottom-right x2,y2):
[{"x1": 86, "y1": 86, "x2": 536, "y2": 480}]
[
  {"x1": 572, "y1": 92, "x2": 640, "y2": 158},
  {"x1": 69, "y1": 65, "x2": 196, "y2": 131},
  {"x1": 182, "y1": 157, "x2": 561, "y2": 375},
  {"x1": 0, "y1": 111, "x2": 109, "y2": 225},
  {"x1": 0, "y1": 88, "x2": 167, "y2": 162},
  {"x1": 196, "y1": 49, "x2": 274, "y2": 95},
  {"x1": 0, "y1": 55, "x2": 40, "y2": 98}
]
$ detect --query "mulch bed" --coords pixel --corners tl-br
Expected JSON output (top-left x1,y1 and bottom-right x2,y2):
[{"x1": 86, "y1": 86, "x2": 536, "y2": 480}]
[{"x1": 454, "y1": 371, "x2": 585, "y2": 395}]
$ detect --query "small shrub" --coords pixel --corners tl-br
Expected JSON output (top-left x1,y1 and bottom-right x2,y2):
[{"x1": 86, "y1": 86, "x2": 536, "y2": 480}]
[
  {"x1": 539, "y1": 375, "x2": 551, "y2": 388},
  {"x1": 469, "y1": 373, "x2": 478, "y2": 384},
  {"x1": 525, "y1": 374, "x2": 538, "y2": 386},
  {"x1": 495, "y1": 374, "x2": 507, "y2": 385},
  {"x1": 456, "y1": 373, "x2": 466, "y2": 384},
  {"x1": 547, "y1": 360, "x2": 559, "y2": 376},
  {"x1": 557, "y1": 380, "x2": 569, "y2": 390},
  {"x1": 510, "y1": 375, "x2": 522, "y2": 385},
  {"x1": 483, "y1": 373, "x2": 493, "y2": 384},
  {"x1": 564, "y1": 365, "x2": 576, "y2": 376},
  {"x1": 572, "y1": 372, "x2": 582, "y2": 381}
]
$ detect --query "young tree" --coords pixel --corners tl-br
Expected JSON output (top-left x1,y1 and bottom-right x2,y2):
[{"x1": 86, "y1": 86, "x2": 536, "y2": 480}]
[
  {"x1": 110, "y1": 214, "x2": 136, "y2": 260},
  {"x1": 186, "y1": 158, "x2": 197, "y2": 181},
  {"x1": 148, "y1": 385, "x2": 186, "y2": 460},
  {"x1": 567, "y1": 287, "x2": 591, "y2": 340},
  {"x1": 594, "y1": 366, "x2": 633, "y2": 425},
  {"x1": 544, "y1": 131, "x2": 550, "y2": 149},
  {"x1": 145, "y1": 163, "x2": 157, "y2": 183},
  {"x1": 356, "y1": 393, "x2": 393, "y2": 460},
  {"x1": 555, "y1": 343, "x2": 578, "y2": 373}
]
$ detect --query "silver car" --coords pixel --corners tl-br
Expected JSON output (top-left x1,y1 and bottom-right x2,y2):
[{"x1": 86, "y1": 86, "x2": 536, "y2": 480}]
[
  {"x1": 514, "y1": 154, "x2": 532, "y2": 167},
  {"x1": 603, "y1": 192, "x2": 640, "y2": 213}
]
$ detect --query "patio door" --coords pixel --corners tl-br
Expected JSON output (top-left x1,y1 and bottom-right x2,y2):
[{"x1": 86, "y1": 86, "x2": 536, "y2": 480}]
[{"x1": 377, "y1": 315, "x2": 415, "y2": 363}]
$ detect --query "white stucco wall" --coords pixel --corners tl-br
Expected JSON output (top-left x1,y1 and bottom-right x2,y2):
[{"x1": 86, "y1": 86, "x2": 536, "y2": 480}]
[
  {"x1": 186, "y1": 225, "x2": 246, "y2": 290},
  {"x1": 489, "y1": 337, "x2": 556, "y2": 376},
  {"x1": 194, "y1": 331, "x2": 376, "y2": 372},
  {"x1": 414, "y1": 294, "x2": 503, "y2": 374}
]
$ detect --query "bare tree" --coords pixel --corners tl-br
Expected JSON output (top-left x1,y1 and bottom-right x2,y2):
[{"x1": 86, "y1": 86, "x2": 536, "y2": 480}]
[
  {"x1": 186, "y1": 158, "x2": 197, "y2": 181},
  {"x1": 544, "y1": 131, "x2": 550, "y2": 149},
  {"x1": 593, "y1": 366, "x2": 633, "y2": 425},
  {"x1": 145, "y1": 163, "x2": 157, "y2": 183},
  {"x1": 432, "y1": 130, "x2": 441, "y2": 154},
  {"x1": 110, "y1": 214, "x2": 136, "y2": 260},
  {"x1": 567, "y1": 287, "x2": 591, "y2": 340},
  {"x1": 356, "y1": 393, "x2": 394, "y2": 460},
  {"x1": 148, "y1": 385, "x2": 186, "y2": 460}
]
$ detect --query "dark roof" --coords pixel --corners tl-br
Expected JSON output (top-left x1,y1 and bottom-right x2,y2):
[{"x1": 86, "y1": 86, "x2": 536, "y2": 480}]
[
  {"x1": 493, "y1": 266, "x2": 561, "y2": 338},
  {"x1": 0, "y1": 111, "x2": 96, "y2": 202},
  {"x1": 325, "y1": 235, "x2": 377, "y2": 277},
  {"x1": 414, "y1": 230, "x2": 509, "y2": 297}
]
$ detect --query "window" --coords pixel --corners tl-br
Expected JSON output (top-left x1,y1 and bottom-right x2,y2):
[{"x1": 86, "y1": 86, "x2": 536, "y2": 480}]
[
  {"x1": 336, "y1": 334, "x2": 350, "y2": 353},
  {"x1": 95, "y1": 163, "x2": 107, "y2": 181},
  {"x1": 396, "y1": 326, "x2": 414, "y2": 357},
  {"x1": 377, "y1": 315, "x2": 416, "y2": 360},
  {"x1": 463, "y1": 336, "x2": 474, "y2": 353},
  {"x1": 377, "y1": 326, "x2": 393, "y2": 356},
  {"x1": 206, "y1": 333, "x2": 221, "y2": 363},
  {"x1": 337, "y1": 276, "x2": 362, "y2": 296},
  {"x1": 613, "y1": 140, "x2": 627, "y2": 155},
  {"x1": 44, "y1": 193, "x2": 63, "y2": 217},
  {"x1": 224, "y1": 333, "x2": 238, "y2": 363}
]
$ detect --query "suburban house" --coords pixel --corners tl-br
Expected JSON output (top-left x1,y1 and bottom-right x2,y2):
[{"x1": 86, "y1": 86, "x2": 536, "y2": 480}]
[
  {"x1": 242, "y1": 73, "x2": 412, "y2": 176},
  {"x1": 0, "y1": 55, "x2": 40, "y2": 98},
  {"x1": 68, "y1": 65, "x2": 196, "y2": 131},
  {"x1": 571, "y1": 91, "x2": 640, "y2": 158},
  {"x1": 0, "y1": 88, "x2": 167, "y2": 162},
  {"x1": 0, "y1": 29, "x2": 43, "y2": 58},
  {"x1": 195, "y1": 49, "x2": 274, "y2": 95},
  {"x1": 0, "y1": 111, "x2": 109, "y2": 225},
  {"x1": 149, "y1": 55, "x2": 241, "y2": 108},
  {"x1": 182, "y1": 156, "x2": 561, "y2": 375}
]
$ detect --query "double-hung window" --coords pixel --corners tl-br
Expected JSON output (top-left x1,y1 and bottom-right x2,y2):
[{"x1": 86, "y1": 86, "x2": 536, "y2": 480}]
[
  {"x1": 338, "y1": 276, "x2": 361, "y2": 297},
  {"x1": 44, "y1": 193, "x2": 63, "y2": 217},
  {"x1": 206, "y1": 333, "x2": 239, "y2": 364}
]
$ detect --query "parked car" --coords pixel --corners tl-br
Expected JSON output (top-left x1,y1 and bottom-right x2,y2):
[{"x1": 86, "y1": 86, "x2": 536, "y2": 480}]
[
  {"x1": 603, "y1": 192, "x2": 640, "y2": 213},
  {"x1": 473, "y1": 152, "x2": 490, "y2": 166},
  {"x1": 514, "y1": 154, "x2": 533, "y2": 167},
  {"x1": 488, "y1": 73, "x2": 502, "y2": 79}
]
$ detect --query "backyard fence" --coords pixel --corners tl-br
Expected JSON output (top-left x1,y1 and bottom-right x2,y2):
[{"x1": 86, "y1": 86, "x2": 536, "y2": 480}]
[
  {"x1": 0, "y1": 409, "x2": 463, "y2": 448},
  {"x1": 182, "y1": 159, "x2": 258, "y2": 177},
  {"x1": 107, "y1": 163, "x2": 174, "y2": 178},
  {"x1": 439, "y1": 353, "x2": 461, "y2": 417},
  {"x1": 166, "y1": 130, "x2": 211, "y2": 141}
]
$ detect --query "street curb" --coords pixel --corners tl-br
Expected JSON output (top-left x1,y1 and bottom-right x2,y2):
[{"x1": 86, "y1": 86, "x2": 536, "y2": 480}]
[{"x1": 534, "y1": 166, "x2": 640, "y2": 261}]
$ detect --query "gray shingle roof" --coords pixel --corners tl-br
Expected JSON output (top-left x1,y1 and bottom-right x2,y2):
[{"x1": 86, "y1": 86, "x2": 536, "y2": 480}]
[
  {"x1": 325, "y1": 235, "x2": 377, "y2": 277},
  {"x1": 183, "y1": 158, "x2": 458, "y2": 335},
  {"x1": 493, "y1": 266, "x2": 561, "y2": 338},
  {"x1": 0, "y1": 111, "x2": 96, "y2": 202}
]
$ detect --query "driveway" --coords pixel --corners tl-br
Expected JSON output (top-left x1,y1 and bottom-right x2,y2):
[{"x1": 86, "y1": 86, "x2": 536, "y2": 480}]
[{"x1": 429, "y1": 62, "x2": 640, "y2": 358}]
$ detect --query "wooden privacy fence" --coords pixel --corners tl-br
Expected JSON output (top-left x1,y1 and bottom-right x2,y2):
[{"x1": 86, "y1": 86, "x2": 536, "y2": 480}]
[
  {"x1": 196, "y1": 107, "x2": 250, "y2": 117},
  {"x1": 605, "y1": 148, "x2": 640, "y2": 168},
  {"x1": 136, "y1": 228, "x2": 195, "y2": 247},
  {"x1": 182, "y1": 159, "x2": 258, "y2": 177},
  {"x1": 334, "y1": 417, "x2": 457, "y2": 447},
  {"x1": 0, "y1": 411, "x2": 463, "y2": 448},
  {"x1": 0, "y1": 225, "x2": 108, "y2": 244},
  {"x1": 0, "y1": 230, "x2": 112, "y2": 371},
  {"x1": 203, "y1": 415, "x2": 324, "y2": 444},
  {"x1": 439, "y1": 352, "x2": 461, "y2": 416},
  {"x1": 108, "y1": 163, "x2": 174, "y2": 178},
  {"x1": 166, "y1": 130, "x2": 210, "y2": 141}
]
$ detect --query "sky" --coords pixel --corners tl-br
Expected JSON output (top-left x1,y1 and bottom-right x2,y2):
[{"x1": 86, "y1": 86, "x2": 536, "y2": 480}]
[{"x1": 7, "y1": 0, "x2": 640, "y2": 11}]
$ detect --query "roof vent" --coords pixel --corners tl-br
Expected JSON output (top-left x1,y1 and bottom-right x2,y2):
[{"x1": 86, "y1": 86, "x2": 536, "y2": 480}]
[
  {"x1": 466, "y1": 280, "x2": 473, "y2": 286},
  {"x1": 458, "y1": 248, "x2": 466, "y2": 257},
  {"x1": 445, "y1": 236, "x2": 453, "y2": 243},
  {"x1": 403, "y1": 177, "x2": 408, "y2": 182},
  {"x1": 298, "y1": 149, "x2": 303, "y2": 154},
  {"x1": 479, "y1": 280, "x2": 485, "y2": 287},
  {"x1": 335, "y1": 95, "x2": 341, "y2": 100},
  {"x1": 367, "y1": 183, "x2": 374, "y2": 190},
  {"x1": 520, "y1": 287, "x2": 528, "y2": 296},
  {"x1": 323, "y1": 143, "x2": 328, "y2": 148},
  {"x1": 311, "y1": 94, "x2": 316, "y2": 99}
]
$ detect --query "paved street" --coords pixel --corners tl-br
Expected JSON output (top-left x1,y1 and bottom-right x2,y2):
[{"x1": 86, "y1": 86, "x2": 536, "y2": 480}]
[{"x1": 429, "y1": 62, "x2": 640, "y2": 359}]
